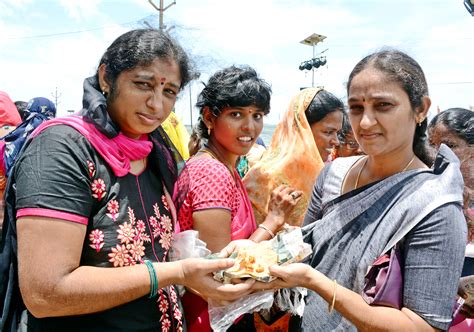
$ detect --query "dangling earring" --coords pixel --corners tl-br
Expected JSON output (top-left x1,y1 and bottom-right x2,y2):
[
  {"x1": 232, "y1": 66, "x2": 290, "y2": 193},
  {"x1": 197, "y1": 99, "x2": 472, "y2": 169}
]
[
  {"x1": 207, "y1": 126, "x2": 211, "y2": 136},
  {"x1": 418, "y1": 118, "x2": 424, "y2": 127}
]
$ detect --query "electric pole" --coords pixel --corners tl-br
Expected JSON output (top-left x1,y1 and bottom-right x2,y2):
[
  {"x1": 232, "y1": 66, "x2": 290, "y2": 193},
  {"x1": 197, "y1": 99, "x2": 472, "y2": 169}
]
[
  {"x1": 51, "y1": 87, "x2": 61, "y2": 111},
  {"x1": 148, "y1": 0, "x2": 176, "y2": 30}
]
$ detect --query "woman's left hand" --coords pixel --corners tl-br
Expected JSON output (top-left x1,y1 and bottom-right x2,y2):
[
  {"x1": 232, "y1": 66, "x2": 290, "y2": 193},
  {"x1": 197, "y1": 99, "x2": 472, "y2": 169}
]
[{"x1": 267, "y1": 185, "x2": 303, "y2": 227}]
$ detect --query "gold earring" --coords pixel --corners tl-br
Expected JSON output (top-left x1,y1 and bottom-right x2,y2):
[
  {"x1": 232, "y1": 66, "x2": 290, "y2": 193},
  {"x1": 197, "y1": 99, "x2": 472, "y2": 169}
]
[{"x1": 207, "y1": 127, "x2": 211, "y2": 136}]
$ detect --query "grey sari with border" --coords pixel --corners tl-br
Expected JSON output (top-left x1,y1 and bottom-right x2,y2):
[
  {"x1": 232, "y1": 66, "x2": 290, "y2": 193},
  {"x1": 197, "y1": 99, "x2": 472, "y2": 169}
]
[{"x1": 298, "y1": 145, "x2": 466, "y2": 331}]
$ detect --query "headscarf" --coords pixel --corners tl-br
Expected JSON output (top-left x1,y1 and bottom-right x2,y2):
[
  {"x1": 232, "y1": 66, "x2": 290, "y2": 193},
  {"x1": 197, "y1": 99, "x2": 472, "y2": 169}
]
[
  {"x1": 26, "y1": 97, "x2": 57, "y2": 118},
  {"x1": 0, "y1": 91, "x2": 21, "y2": 128},
  {"x1": 1, "y1": 97, "x2": 57, "y2": 177},
  {"x1": 243, "y1": 88, "x2": 325, "y2": 226}
]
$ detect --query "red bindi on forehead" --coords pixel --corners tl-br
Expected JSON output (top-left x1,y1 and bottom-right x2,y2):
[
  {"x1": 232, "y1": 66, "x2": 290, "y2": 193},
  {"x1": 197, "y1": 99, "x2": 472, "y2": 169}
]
[{"x1": 160, "y1": 77, "x2": 166, "y2": 85}]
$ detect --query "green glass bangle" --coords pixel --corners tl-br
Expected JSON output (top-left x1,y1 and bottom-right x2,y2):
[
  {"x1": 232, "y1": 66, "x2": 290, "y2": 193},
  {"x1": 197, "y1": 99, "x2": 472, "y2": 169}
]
[{"x1": 144, "y1": 260, "x2": 159, "y2": 298}]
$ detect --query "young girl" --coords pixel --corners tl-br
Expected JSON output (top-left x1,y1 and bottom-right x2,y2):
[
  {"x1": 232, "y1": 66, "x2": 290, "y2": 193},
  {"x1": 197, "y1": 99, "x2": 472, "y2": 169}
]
[{"x1": 177, "y1": 65, "x2": 302, "y2": 331}]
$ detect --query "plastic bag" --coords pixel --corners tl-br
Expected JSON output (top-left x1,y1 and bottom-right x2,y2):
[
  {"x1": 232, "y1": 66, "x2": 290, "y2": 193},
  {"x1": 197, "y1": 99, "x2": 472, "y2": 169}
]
[
  {"x1": 275, "y1": 287, "x2": 307, "y2": 316},
  {"x1": 209, "y1": 227, "x2": 311, "y2": 330},
  {"x1": 208, "y1": 290, "x2": 274, "y2": 332},
  {"x1": 168, "y1": 230, "x2": 211, "y2": 261},
  {"x1": 168, "y1": 230, "x2": 211, "y2": 295}
]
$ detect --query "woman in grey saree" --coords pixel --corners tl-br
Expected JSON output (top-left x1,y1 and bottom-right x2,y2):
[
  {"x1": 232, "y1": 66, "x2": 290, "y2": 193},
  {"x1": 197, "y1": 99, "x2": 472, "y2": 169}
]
[
  {"x1": 251, "y1": 49, "x2": 467, "y2": 331},
  {"x1": 291, "y1": 144, "x2": 465, "y2": 331}
]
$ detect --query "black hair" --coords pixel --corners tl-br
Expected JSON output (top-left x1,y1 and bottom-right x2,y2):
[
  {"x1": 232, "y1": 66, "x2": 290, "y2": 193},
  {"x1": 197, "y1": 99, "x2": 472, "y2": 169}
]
[
  {"x1": 195, "y1": 65, "x2": 272, "y2": 140},
  {"x1": 337, "y1": 111, "x2": 352, "y2": 143},
  {"x1": 96, "y1": 29, "x2": 192, "y2": 96},
  {"x1": 428, "y1": 108, "x2": 474, "y2": 145},
  {"x1": 347, "y1": 49, "x2": 433, "y2": 165},
  {"x1": 305, "y1": 90, "x2": 344, "y2": 126},
  {"x1": 14, "y1": 101, "x2": 29, "y2": 121}
]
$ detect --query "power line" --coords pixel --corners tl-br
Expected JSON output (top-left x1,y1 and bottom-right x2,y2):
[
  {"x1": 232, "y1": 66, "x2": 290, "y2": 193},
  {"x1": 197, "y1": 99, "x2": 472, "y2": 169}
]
[{"x1": 4, "y1": 16, "x2": 154, "y2": 40}]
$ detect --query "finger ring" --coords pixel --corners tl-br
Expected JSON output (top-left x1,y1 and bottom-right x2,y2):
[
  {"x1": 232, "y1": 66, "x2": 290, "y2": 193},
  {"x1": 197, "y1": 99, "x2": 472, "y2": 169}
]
[{"x1": 291, "y1": 192, "x2": 298, "y2": 199}]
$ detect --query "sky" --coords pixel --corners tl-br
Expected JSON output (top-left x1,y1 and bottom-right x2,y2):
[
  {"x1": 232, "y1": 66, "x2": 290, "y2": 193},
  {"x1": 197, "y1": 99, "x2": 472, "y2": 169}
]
[{"x1": 0, "y1": 0, "x2": 473, "y2": 125}]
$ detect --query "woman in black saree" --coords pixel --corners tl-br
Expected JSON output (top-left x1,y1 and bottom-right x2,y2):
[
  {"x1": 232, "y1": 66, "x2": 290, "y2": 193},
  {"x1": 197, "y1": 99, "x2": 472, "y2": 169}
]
[{"x1": 249, "y1": 49, "x2": 467, "y2": 331}]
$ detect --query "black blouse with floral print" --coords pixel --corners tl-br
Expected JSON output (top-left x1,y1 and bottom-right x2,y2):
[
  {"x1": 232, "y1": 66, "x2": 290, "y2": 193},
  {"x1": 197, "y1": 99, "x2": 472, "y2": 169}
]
[{"x1": 15, "y1": 125, "x2": 184, "y2": 332}]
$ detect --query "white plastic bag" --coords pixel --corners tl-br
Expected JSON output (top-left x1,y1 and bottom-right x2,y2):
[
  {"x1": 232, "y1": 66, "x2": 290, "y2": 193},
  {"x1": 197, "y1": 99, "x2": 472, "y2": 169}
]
[
  {"x1": 208, "y1": 290, "x2": 274, "y2": 332},
  {"x1": 168, "y1": 230, "x2": 211, "y2": 295},
  {"x1": 168, "y1": 230, "x2": 211, "y2": 261}
]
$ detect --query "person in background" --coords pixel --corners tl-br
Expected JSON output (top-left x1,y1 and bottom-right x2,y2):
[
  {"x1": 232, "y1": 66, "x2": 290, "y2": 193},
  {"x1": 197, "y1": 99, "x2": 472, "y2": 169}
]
[
  {"x1": 0, "y1": 29, "x2": 253, "y2": 332},
  {"x1": 176, "y1": 65, "x2": 302, "y2": 332},
  {"x1": 161, "y1": 110, "x2": 191, "y2": 160},
  {"x1": 0, "y1": 91, "x2": 22, "y2": 230},
  {"x1": 14, "y1": 101, "x2": 29, "y2": 121},
  {"x1": 0, "y1": 91, "x2": 22, "y2": 138},
  {"x1": 243, "y1": 88, "x2": 344, "y2": 227},
  {"x1": 428, "y1": 108, "x2": 474, "y2": 331},
  {"x1": 306, "y1": 89, "x2": 345, "y2": 163},
  {"x1": 235, "y1": 137, "x2": 267, "y2": 178},
  {"x1": 248, "y1": 49, "x2": 466, "y2": 331},
  {"x1": 26, "y1": 97, "x2": 56, "y2": 119},
  {"x1": 187, "y1": 127, "x2": 201, "y2": 157},
  {"x1": 331, "y1": 112, "x2": 364, "y2": 159},
  {"x1": 1, "y1": 97, "x2": 57, "y2": 180}
]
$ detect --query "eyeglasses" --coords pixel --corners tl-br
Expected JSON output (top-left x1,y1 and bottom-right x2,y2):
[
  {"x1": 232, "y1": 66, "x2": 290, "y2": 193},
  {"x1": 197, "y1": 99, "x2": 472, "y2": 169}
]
[{"x1": 342, "y1": 140, "x2": 359, "y2": 150}]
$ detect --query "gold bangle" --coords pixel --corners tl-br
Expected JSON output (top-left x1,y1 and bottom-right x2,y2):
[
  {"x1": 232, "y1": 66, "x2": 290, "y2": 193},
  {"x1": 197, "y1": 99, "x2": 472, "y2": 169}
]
[
  {"x1": 328, "y1": 279, "x2": 337, "y2": 314},
  {"x1": 258, "y1": 224, "x2": 275, "y2": 238}
]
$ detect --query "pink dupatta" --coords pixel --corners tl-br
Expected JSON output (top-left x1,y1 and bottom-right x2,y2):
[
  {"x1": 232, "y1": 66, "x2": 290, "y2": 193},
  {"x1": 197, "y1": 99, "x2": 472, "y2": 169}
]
[{"x1": 31, "y1": 116, "x2": 153, "y2": 177}]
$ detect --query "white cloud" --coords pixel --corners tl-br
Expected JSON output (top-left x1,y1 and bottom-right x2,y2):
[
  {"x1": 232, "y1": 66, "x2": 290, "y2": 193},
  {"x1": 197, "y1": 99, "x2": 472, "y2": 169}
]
[
  {"x1": 0, "y1": 0, "x2": 33, "y2": 17},
  {"x1": 58, "y1": 0, "x2": 103, "y2": 21}
]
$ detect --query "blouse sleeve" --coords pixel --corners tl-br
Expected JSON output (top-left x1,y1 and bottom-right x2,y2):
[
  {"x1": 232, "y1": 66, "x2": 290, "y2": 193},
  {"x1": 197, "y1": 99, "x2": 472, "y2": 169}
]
[
  {"x1": 14, "y1": 126, "x2": 95, "y2": 224},
  {"x1": 402, "y1": 202, "x2": 467, "y2": 330},
  {"x1": 188, "y1": 159, "x2": 236, "y2": 212},
  {"x1": 303, "y1": 165, "x2": 330, "y2": 226}
]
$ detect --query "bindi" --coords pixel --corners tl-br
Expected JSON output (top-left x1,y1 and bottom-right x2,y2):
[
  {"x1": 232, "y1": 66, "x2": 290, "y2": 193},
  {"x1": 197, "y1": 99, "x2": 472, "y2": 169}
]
[{"x1": 160, "y1": 77, "x2": 166, "y2": 85}]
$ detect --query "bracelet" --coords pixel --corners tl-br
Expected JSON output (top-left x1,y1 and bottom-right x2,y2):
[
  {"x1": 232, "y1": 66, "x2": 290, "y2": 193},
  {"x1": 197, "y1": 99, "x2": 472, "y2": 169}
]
[
  {"x1": 258, "y1": 224, "x2": 275, "y2": 238},
  {"x1": 328, "y1": 279, "x2": 337, "y2": 314},
  {"x1": 144, "y1": 260, "x2": 159, "y2": 298}
]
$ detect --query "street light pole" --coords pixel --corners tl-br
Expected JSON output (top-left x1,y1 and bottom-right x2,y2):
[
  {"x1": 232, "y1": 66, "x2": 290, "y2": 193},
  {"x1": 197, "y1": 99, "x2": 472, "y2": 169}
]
[
  {"x1": 148, "y1": 0, "x2": 176, "y2": 30},
  {"x1": 300, "y1": 33, "x2": 326, "y2": 87},
  {"x1": 312, "y1": 44, "x2": 316, "y2": 87}
]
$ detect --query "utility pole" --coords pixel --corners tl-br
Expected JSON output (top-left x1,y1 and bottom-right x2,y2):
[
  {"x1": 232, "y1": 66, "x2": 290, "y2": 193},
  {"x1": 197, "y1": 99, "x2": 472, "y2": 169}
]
[
  {"x1": 148, "y1": 0, "x2": 176, "y2": 30},
  {"x1": 51, "y1": 87, "x2": 61, "y2": 111}
]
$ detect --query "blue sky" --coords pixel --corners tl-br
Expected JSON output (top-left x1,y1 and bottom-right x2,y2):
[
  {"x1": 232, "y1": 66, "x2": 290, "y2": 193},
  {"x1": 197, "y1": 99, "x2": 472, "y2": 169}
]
[{"x1": 0, "y1": 0, "x2": 472, "y2": 125}]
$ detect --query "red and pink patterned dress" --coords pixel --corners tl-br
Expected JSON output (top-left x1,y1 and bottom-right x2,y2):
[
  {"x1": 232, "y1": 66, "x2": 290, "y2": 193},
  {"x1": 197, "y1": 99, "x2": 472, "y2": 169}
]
[{"x1": 177, "y1": 157, "x2": 256, "y2": 332}]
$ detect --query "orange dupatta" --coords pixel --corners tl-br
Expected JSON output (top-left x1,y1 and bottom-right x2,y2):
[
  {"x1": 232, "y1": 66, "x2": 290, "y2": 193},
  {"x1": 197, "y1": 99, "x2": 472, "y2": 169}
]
[{"x1": 243, "y1": 88, "x2": 325, "y2": 226}]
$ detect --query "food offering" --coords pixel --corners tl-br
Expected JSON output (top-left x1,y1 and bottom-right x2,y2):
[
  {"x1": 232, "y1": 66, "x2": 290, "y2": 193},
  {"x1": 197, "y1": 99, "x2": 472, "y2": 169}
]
[
  {"x1": 224, "y1": 242, "x2": 278, "y2": 281},
  {"x1": 215, "y1": 226, "x2": 312, "y2": 283}
]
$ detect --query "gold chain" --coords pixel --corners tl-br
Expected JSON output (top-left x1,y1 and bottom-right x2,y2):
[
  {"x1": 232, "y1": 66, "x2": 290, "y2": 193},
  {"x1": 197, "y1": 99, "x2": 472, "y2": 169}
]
[{"x1": 354, "y1": 154, "x2": 416, "y2": 190}]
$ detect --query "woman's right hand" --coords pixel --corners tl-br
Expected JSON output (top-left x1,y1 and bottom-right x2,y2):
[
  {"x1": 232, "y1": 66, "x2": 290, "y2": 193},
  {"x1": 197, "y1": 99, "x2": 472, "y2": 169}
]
[
  {"x1": 266, "y1": 185, "x2": 303, "y2": 228},
  {"x1": 179, "y1": 257, "x2": 255, "y2": 304},
  {"x1": 251, "y1": 263, "x2": 315, "y2": 291}
]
